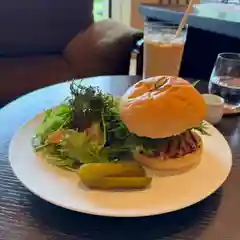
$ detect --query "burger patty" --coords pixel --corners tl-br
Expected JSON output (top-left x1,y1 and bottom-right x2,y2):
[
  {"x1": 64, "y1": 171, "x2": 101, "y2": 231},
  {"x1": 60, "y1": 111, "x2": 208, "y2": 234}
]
[{"x1": 141, "y1": 131, "x2": 201, "y2": 159}]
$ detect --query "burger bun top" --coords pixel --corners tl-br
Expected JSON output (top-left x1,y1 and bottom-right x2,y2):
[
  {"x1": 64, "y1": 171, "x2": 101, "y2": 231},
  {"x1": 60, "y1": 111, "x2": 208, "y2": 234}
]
[{"x1": 119, "y1": 76, "x2": 206, "y2": 139}]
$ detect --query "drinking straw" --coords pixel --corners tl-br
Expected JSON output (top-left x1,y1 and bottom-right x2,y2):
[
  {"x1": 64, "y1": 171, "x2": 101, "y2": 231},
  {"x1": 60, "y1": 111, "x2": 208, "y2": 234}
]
[{"x1": 175, "y1": 0, "x2": 195, "y2": 38}]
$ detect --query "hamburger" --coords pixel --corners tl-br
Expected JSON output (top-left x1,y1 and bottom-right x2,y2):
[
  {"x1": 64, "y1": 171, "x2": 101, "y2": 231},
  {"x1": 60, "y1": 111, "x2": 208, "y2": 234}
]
[{"x1": 119, "y1": 76, "x2": 207, "y2": 173}]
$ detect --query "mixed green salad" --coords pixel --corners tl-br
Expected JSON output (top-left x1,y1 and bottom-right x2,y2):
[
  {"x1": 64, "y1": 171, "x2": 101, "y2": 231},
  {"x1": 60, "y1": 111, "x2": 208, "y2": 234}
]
[{"x1": 32, "y1": 80, "x2": 209, "y2": 171}]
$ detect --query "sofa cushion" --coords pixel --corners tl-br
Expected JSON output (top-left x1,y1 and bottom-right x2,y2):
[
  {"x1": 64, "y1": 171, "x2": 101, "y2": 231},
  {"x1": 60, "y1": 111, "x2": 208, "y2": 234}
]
[
  {"x1": 0, "y1": 0, "x2": 93, "y2": 57},
  {"x1": 0, "y1": 55, "x2": 76, "y2": 105},
  {"x1": 63, "y1": 19, "x2": 142, "y2": 78}
]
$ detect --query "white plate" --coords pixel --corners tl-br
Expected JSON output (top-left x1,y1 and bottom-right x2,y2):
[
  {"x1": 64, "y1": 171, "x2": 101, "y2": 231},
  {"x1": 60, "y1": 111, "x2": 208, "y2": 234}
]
[{"x1": 9, "y1": 114, "x2": 232, "y2": 217}]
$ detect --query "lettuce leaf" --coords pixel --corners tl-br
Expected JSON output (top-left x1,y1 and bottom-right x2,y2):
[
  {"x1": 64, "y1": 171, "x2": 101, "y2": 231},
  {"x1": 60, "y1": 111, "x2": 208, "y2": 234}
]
[
  {"x1": 36, "y1": 104, "x2": 71, "y2": 139},
  {"x1": 59, "y1": 130, "x2": 111, "y2": 164}
]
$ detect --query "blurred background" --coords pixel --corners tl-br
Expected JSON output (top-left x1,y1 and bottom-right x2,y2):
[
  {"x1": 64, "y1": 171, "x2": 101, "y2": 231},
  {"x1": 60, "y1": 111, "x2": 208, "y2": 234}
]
[
  {"x1": 93, "y1": 0, "x2": 110, "y2": 21},
  {"x1": 93, "y1": 0, "x2": 240, "y2": 28}
]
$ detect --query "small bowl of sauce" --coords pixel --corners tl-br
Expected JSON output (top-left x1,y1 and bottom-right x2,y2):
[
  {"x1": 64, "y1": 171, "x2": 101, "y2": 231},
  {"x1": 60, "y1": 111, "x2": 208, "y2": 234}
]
[{"x1": 202, "y1": 94, "x2": 225, "y2": 125}]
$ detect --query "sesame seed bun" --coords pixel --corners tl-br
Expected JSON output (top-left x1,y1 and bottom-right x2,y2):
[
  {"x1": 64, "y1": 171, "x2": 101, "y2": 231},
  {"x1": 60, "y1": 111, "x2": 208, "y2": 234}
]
[{"x1": 119, "y1": 76, "x2": 206, "y2": 139}]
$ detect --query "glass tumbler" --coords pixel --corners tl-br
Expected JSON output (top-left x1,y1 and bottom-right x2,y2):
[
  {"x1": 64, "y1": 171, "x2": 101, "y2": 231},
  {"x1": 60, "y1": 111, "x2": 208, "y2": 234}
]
[
  {"x1": 209, "y1": 52, "x2": 240, "y2": 107},
  {"x1": 143, "y1": 22, "x2": 188, "y2": 78}
]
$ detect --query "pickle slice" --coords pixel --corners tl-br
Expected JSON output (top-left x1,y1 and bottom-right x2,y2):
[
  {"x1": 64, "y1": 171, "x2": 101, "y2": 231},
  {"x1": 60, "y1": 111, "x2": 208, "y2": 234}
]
[
  {"x1": 81, "y1": 177, "x2": 152, "y2": 190},
  {"x1": 78, "y1": 162, "x2": 146, "y2": 180}
]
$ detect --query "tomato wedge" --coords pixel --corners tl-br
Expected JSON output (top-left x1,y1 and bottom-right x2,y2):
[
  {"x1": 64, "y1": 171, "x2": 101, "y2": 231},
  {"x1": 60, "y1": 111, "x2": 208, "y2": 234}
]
[{"x1": 47, "y1": 131, "x2": 64, "y2": 144}]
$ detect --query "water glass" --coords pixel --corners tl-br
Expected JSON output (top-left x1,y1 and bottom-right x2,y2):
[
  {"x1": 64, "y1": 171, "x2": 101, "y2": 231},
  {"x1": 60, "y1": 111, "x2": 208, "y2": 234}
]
[{"x1": 209, "y1": 52, "x2": 240, "y2": 107}]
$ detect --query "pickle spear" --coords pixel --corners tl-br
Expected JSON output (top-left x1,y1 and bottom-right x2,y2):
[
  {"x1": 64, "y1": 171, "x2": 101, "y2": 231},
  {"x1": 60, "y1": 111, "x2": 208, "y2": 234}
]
[
  {"x1": 78, "y1": 162, "x2": 152, "y2": 190},
  {"x1": 79, "y1": 162, "x2": 146, "y2": 179},
  {"x1": 81, "y1": 177, "x2": 152, "y2": 190}
]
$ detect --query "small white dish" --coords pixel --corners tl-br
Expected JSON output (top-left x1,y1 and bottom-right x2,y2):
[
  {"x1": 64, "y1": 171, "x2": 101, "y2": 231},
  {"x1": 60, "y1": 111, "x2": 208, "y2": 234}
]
[{"x1": 202, "y1": 94, "x2": 225, "y2": 125}]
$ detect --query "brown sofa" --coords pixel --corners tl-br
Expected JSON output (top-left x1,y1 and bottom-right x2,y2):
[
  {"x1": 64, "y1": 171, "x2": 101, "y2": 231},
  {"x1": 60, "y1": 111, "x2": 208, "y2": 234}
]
[{"x1": 0, "y1": 0, "x2": 142, "y2": 106}]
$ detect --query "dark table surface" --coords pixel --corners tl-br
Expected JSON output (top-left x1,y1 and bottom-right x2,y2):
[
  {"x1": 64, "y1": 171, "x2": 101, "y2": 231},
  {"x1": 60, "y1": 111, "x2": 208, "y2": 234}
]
[
  {"x1": 139, "y1": 4, "x2": 240, "y2": 39},
  {"x1": 0, "y1": 75, "x2": 240, "y2": 240}
]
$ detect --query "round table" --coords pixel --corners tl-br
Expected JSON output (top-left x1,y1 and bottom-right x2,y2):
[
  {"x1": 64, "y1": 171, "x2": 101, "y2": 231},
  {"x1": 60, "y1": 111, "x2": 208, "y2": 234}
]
[{"x1": 0, "y1": 75, "x2": 240, "y2": 240}]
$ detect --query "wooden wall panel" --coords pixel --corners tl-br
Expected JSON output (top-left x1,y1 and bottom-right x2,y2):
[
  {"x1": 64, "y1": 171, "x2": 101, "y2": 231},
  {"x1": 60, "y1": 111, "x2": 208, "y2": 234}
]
[{"x1": 130, "y1": 0, "x2": 159, "y2": 29}]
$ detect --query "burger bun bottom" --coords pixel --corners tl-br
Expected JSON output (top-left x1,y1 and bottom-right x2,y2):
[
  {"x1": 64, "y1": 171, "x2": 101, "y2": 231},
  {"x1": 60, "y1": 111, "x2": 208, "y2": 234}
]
[{"x1": 133, "y1": 140, "x2": 203, "y2": 176}]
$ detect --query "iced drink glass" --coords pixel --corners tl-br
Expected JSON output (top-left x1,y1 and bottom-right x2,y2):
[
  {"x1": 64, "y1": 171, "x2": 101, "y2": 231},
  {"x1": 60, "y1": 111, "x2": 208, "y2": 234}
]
[{"x1": 143, "y1": 22, "x2": 187, "y2": 78}]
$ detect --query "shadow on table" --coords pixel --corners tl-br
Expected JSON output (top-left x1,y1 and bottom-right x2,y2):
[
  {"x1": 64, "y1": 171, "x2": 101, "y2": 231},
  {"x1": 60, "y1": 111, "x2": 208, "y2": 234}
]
[
  {"x1": 215, "y1": 117, "x2": 240, "y2": 150},
  {"x1": 216, "y1": 117, "x2": 239, "y2": 137},
  {"x1": 28, "y1": 189, "x2": 222, "y2": 240}
]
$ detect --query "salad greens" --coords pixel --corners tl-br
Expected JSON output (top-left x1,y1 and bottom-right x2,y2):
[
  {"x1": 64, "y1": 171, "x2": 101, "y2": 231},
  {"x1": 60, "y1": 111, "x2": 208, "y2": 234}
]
[
  {"x1": 35, "y1": 104, "x2": 71, "y2": 139},
  {"x1": 33, "y1": 80, "x2": 133, "y2": 170},
  {"x1": 33, "y1": 80, "x2": 209, "y2": 171}
]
